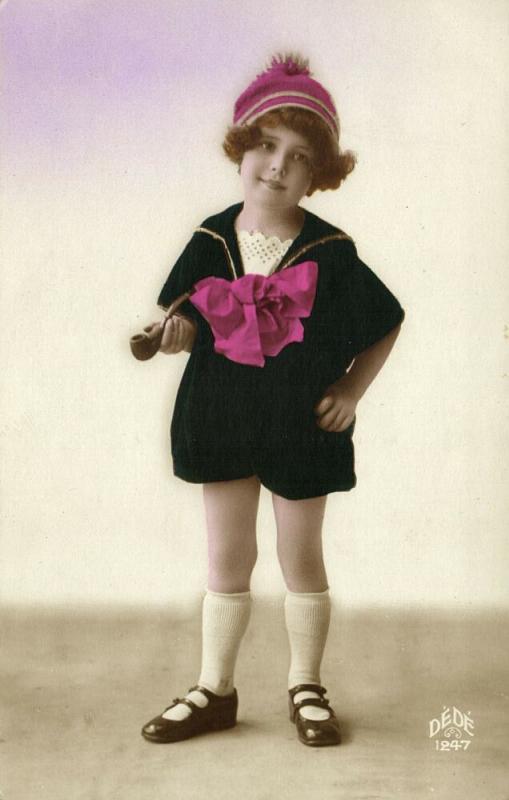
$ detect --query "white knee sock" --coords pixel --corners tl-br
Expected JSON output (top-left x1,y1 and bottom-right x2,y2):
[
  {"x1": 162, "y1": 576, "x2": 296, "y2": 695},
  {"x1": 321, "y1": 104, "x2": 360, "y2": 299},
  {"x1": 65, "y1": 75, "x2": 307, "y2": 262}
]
[
  {"x1": 198, "y1": 589, "x2": 252, "y2": 694},
  {"x1": 163, "y1": 589, "x2": 251, "y2": 721},
  {"x1": 284, "y1": 588, "x2": 332, "y2": 721}
]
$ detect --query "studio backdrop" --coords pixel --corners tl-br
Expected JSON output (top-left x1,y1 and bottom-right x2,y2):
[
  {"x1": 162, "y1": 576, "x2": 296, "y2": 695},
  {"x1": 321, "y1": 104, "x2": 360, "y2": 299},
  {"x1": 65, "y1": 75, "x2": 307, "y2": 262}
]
[{"x1": 1, "y1": 0, "x2": 507, "y2": 611}]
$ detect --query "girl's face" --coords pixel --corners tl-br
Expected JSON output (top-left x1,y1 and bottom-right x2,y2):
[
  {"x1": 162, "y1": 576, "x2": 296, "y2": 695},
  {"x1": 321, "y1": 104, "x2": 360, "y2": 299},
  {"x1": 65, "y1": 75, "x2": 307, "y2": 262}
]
[{"x1": 239, "y1": 124, "x2": 314, "y2": 210}]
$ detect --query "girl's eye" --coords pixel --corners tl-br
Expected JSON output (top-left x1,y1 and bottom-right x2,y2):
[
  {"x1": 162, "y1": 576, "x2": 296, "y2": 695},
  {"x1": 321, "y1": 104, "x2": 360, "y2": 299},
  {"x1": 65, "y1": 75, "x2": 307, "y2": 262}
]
[{"x1": 260, "y1": 141, "x2": 274, "y2": 151}]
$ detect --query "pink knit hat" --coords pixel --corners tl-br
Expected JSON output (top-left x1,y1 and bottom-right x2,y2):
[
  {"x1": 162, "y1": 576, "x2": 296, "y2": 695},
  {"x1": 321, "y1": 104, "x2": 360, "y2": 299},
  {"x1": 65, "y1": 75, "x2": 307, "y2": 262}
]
[{"x1": 233, "y1": 54, "x2": 340, "y2": 140}]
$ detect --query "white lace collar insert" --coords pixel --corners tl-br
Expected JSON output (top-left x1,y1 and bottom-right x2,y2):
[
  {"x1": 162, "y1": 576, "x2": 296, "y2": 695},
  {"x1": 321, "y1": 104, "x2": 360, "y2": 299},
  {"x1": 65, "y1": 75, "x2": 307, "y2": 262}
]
[{"x1": 236, "y1": 229, "x2": 293, "y2": 276}]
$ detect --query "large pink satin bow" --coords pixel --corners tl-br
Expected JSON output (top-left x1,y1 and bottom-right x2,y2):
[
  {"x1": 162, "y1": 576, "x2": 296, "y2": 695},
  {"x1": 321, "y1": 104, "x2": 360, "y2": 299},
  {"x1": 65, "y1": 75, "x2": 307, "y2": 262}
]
[{"x1": 189, "y1": 260, "x2": 318, "y2": 367}]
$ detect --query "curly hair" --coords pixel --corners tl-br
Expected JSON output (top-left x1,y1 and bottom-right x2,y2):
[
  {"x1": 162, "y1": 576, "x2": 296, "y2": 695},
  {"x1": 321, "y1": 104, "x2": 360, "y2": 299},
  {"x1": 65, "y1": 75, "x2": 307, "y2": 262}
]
[{"x1": 222, "y1": 107, "x2": 356, "y2": 196}]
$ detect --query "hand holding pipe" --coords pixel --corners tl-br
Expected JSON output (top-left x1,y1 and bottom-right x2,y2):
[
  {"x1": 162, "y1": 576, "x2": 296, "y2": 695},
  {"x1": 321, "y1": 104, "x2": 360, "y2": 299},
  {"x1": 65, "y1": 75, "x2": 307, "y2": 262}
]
[{"x1": 130, "y1": 292, "x2": 191, "y2": 360}]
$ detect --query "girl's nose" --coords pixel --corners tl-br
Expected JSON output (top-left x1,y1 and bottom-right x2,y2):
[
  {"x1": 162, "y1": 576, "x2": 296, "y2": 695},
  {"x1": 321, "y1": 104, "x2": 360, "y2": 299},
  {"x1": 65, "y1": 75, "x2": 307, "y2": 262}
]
[
  {"x1": 271, "y1": 160, "x2": 286, "y2": 177},
  {"x1": 269, "y1": 147, "x2": 288, "y2": 177}
]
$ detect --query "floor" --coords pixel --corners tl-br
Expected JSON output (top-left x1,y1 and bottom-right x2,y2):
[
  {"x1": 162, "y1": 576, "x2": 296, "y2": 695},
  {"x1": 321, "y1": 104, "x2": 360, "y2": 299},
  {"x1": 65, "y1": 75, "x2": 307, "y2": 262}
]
[{"x1": 1, "y1": 601, "x2": 508, "y2": 800}]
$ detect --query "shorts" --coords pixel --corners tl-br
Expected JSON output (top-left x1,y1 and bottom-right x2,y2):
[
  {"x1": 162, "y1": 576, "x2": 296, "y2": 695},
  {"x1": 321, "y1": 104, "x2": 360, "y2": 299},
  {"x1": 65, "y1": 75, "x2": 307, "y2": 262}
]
[{"x1": 172, "y1": 417, "x2": 357, "y2": 501}]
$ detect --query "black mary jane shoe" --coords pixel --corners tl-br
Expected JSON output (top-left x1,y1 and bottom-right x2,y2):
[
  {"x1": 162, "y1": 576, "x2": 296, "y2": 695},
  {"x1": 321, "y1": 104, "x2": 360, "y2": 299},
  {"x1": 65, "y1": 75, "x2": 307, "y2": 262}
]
[
  {"x1": 288, "y1": 684, "x2": 341, "y2": 747},
  {"x1": 141, "y1": 685, "x2": 238, "y2": 743}
]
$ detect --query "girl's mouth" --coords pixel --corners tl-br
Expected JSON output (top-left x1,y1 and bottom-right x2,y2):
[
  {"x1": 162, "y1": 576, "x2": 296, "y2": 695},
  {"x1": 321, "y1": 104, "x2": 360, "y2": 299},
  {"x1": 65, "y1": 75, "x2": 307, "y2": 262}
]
[{"x1": 262, "y1": 179, "x2": 286, "y2": 191}]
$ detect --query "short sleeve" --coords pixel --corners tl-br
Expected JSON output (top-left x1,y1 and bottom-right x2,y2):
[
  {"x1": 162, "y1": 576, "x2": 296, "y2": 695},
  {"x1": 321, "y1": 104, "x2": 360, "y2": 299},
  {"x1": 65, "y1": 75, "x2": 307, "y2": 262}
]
[
  {"x1": 346, "y1": 244, "x2": 405, "y2": 357},
  {"x1": 157, "y1": 235, "x2": 201, "y2": 323}
]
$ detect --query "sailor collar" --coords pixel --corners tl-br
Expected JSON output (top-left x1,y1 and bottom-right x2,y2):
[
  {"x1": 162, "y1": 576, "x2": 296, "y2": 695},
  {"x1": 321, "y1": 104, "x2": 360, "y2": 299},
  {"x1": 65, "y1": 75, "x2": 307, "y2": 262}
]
[{"x1": 194, "y1": 202, "x2": 352, "y2": 280}]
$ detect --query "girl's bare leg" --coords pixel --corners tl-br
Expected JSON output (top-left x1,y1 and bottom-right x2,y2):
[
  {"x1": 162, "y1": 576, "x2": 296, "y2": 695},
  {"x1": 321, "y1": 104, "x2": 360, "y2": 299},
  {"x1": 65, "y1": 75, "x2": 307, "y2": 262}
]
[
  {"x1": 194, "y1": 476, "x2": 260, "y2": 697},
  {"x1": 204, "y1": 475, "x2": 261, "y2": 592},
  {"x1": 155, "y1": 476, "x2": 261, "y2": 724},
  {"x1": 272, "y1": 493, "x2": 328, "y2": 592},
  {"x1": 272, "y1": 492, "x2": 333, "y2": 723}
]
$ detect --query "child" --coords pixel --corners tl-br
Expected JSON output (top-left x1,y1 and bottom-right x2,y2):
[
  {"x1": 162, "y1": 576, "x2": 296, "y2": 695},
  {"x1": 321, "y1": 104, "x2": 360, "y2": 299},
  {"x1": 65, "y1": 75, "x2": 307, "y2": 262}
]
[{"x1": 140, "y1": 54, "x2": 404, "y2": 747}]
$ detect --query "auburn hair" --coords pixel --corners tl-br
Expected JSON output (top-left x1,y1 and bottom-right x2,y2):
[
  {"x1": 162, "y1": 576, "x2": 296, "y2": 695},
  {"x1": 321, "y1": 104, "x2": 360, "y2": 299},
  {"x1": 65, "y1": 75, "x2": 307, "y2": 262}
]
[{"x1": 222, "y1": 107, "x2": 356, "y2": 196}]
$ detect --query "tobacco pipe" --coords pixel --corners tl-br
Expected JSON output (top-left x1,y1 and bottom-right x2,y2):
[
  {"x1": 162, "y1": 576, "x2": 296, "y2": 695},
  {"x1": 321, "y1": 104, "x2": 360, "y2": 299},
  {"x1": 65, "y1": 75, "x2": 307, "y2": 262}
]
[{"x1": 130, "y1": 292, "x2": 191, "y2": 360}]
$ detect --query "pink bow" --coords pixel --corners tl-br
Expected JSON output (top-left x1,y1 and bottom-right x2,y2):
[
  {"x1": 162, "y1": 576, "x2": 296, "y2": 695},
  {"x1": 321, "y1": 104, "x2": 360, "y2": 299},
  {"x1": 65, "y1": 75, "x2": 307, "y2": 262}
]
[{"x1": 189, "y1": 261, "x2": 318, "y2": 367}]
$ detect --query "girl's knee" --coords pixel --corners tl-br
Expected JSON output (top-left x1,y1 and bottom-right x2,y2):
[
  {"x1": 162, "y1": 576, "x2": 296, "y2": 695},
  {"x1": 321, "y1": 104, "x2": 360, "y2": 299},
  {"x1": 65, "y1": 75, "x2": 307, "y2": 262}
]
[
  {"x1": 208, "y1": 553, "x2": 257, "y2": 593},
  {"x1": 208, "y1": 541, "x2": 258, "y2": 587}
]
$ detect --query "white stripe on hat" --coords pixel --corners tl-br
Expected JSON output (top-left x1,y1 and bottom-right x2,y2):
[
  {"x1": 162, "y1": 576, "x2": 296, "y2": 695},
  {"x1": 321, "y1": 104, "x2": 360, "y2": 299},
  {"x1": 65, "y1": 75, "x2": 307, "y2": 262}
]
[{"x1": 236, "y1": 90, "x2": 339, "y2": 137}]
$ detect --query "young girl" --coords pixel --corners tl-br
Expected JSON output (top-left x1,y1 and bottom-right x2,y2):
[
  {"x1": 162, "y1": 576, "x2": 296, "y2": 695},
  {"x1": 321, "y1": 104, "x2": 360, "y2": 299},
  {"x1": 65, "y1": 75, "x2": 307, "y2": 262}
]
[{"x1": 140, "y1": 54, "x2": 404, "y2": 747}]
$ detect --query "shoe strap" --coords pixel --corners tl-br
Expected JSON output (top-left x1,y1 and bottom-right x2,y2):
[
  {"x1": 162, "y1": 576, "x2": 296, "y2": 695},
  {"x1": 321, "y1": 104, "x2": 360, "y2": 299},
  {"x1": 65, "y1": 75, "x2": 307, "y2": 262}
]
[
  {"x1": 176, "y1": 697, "x2": 201, "y2": 711},
  {"x1": 291, "y1": 697, "x2": 332, "y2": 720},
  {"x1": 166, "y1": 686, "x2": 214, "y2": 711},
  {"x1": 188, "y1": 684, "x2": 222, "y2": 701},
  {"x1": 189, "y1": 684, "x2": 235, "y2": 700},
  {"x1": 166, "y1": 685, "x2": 234, "y2": 712},
  {"x1": 189, "y1": 684, "x2": 238, "y2": 700},
  {"x1": 166, "y1": 696, "x2": 198, "y2": 712},
  {"x1": 289, "y1": 683, "x2": 327, "y2": 699}
]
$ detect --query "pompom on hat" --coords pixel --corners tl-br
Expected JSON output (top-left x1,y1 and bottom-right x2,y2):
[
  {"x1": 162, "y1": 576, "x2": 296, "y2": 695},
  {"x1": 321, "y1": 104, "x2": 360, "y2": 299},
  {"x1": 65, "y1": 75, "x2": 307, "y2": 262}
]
[{"x1": 233, "y1": 53, "x2": 340, "y2": 140}]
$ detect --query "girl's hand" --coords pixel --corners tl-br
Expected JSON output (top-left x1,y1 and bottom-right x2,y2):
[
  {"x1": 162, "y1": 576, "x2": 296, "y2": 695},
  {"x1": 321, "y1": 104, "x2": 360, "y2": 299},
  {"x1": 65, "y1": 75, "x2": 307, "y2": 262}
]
[
  {"x1": 314, "y1": 375, "x2": 359, "y2": 432},
  {"x1": 158, "y1": 315, "x2": 197, "y2": 354}
]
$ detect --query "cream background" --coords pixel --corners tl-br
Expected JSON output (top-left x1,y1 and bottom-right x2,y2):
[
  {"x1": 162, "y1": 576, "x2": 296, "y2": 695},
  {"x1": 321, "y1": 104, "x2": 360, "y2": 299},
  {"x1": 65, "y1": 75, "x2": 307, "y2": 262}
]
[{"x1": 1, "y1": 0, "x2": 508, "y2": 609}]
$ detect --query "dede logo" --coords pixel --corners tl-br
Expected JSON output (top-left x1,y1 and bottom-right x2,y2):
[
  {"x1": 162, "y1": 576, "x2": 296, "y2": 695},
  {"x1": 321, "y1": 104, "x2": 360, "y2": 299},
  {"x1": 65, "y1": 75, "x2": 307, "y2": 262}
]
[{"x1": 428, "y1": 705, "x2": 474, "y2": 751}]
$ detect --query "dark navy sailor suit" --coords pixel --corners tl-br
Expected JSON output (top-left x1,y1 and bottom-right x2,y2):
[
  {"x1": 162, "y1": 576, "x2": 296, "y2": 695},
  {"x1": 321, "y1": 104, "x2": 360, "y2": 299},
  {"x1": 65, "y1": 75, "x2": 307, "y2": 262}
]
[{"x1": 157, "y1": 203, "x2": 405, "y2": 500}]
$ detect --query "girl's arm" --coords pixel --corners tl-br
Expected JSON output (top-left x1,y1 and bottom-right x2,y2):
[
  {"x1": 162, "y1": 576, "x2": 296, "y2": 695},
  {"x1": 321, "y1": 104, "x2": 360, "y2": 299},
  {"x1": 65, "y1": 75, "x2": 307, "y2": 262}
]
[{"x1": 314, "y1": 323, "x2": 402, "y2": 432}]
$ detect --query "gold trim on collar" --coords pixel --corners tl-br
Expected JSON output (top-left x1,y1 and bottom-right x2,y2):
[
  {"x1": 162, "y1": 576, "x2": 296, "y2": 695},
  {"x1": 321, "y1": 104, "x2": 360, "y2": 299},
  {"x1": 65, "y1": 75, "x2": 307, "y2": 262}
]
[
  {"x1": 195, "y1": 226, "x2": 239, "y2": 279},
  {"x1": 277, "y1": 233, "x2": 353, "y2": 272},
  {"x1": 196, "y1": 226, "x2": 352, "y2": 279}
]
